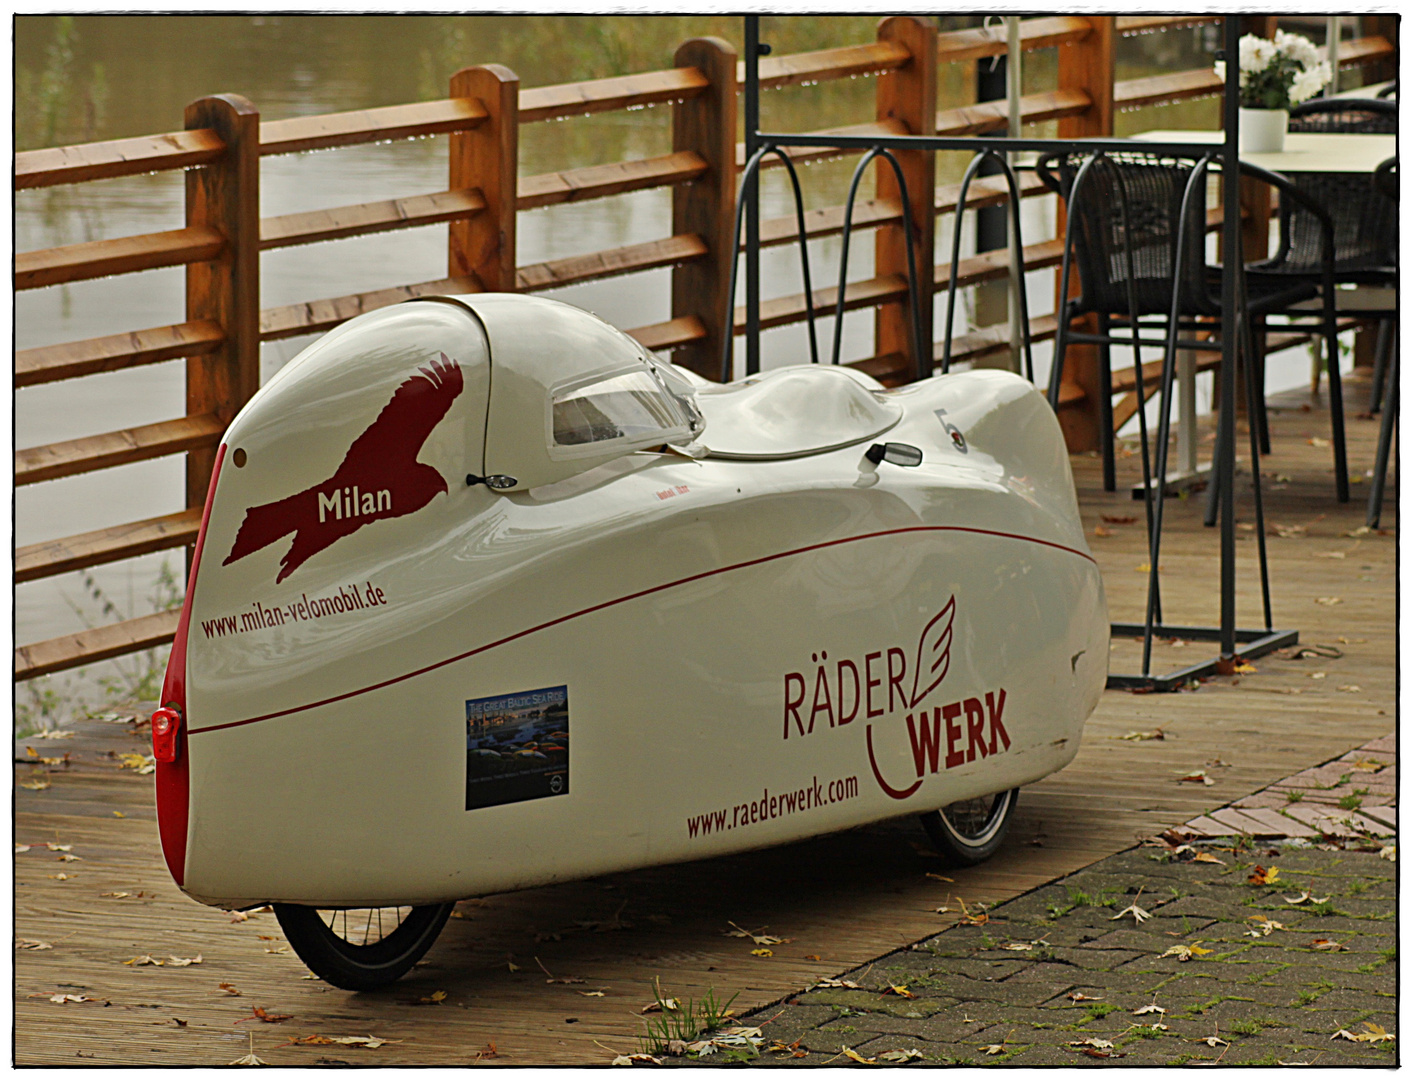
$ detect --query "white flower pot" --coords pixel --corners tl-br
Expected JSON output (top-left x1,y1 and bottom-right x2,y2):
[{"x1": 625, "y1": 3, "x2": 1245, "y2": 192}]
[{"x1": 1239, "y1": 107, "x2": 1288, "y2": 153}]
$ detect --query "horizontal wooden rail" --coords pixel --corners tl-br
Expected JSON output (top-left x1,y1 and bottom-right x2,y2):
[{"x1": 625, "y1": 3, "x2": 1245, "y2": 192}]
[
  {"x1": 15, "y1": 226, "x2": 224, "y2": 291},
  {"x1": 516, "y1": 234, "x2": 707, "y2": 291},
  {"x1": 258, "y1": 98, "x2": 487, "y2": 156},
  {"x1": 746, "y1": 91, "x2": 1090, "y2": 172},
  {"x1": 259, "y1": 276, "x2": 480, "y2": 342},
  {"x1": 1118, "y1": 16, "x2": 1220, "y2": 35},
  {"x1": 16, "y1": 321, "x2": 225, "y2": 388},
  {"x1": 259, "y1": 189, "x2": 486, "y2": 251},
  {"x1": 1117, "y1": 36, "x2": 1393, "y2": 111},
  {"x1": 521, "y1": 67, "x2": 709, "y2": 123},
  {"x1": 14, "y1": 128, "x2": 227, "y2": 191},
  {"x1": 518, "y1": 150, "x2": 707, "y2": 211},
  {"x1": 935, "y1": 15, "x2": 1092, "y2": 63},
  {"x1": 627, "y1": 316, "x2": 708, "y2": 353},
  {"x1": 16, "y1": 413, "x2": 225, "y2": 487},
  {"x1": 16, "y1": 509, "x2": 203, "y2": 584},
  {"x1": 754, "y1": 41, "x2": 910, "y2": 90},
  {"x1": 15, "y1": 610, "x2": 180, "y2": 682}
]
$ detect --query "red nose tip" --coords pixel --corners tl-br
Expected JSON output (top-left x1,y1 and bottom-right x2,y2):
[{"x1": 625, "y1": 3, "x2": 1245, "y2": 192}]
[{"x1": 151, "y1": 707, "x2": 183, "y2": 763}]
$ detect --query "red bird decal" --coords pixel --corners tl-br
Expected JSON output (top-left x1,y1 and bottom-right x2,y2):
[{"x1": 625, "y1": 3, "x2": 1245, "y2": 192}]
[{"x1": 224, "y1": 354, "x2": 464, "y2": 583}]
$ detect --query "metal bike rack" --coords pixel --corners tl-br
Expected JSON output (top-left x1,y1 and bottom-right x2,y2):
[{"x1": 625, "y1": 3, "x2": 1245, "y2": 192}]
[{"x1": 725, "y1": 14, "x2": 1297, "y2": 691}]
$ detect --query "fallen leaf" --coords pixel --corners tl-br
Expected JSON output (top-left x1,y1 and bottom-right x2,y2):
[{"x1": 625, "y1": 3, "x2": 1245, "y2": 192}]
[
  {"x1": 878, "y1": 1049, "x2": 924, "y2": 1063},
  {"x1": 1247, "y1": 865, "x2": 1281, "y2": 886},
  {"x1": 32, "y1": 730, "x2": 75, "y2": 740},
  {"x1": 1192, "y1": 852, "x2": 1225, "y2": 864},
  {"x1": 166, "y1": 955, "x2": 203, "y2": 966},
  {"x1": 218, "y1": 983, "x2": 242, "y2": 996},
  {"x1": 1307, "y1": 437, "x2": 1330, "y2": 448},
  {"x1": 1379, "y1": 845, "x2": 1396, "y2": 862},
  {"x1": 841, "y1": 1047, "x2": 876, "y2": 1065},
  {"x1": 171, "y1": 1017, "x2": 188, "y2": 1027},
  {"x1": 724, "y1": 921, "x2": 786, "y2": 946},
  {"x1": 1111, "y1": 896, "x2": 1151, "y2": 925},
  {"x1": 48, "y1": 873, "x2": 73, "y2": 881},
  {"x1": 577, "y1": 990, "x2": 606, "y2": 997},
  {"x1": 1200, "y1": 1036, "x2": 1230, "y2": 1047},
  {"x1": 1232, "y1": 662, "x2": 1257, "y2": 674},
  {"x1": 804, "y1": 954, "x2": 822, "y2": 961},
  {"x1": 640, "y1": 998, "x2": 679, "y2": 1015},
  {"x1": 118, "y1": 752, "x2": 157, "y2": 775},
  {"x1": 125, "y1": 955, "x2": 163, "y2": 966},
  {"x1": 1159, "y1": 944, "x2": 1211, "y2": 961},
  {"x1": 49, "y1": 994, "x2": 93, "y2": 1003},
  {"x1": 1118, "y1": 728, "x2": 1166, "y2": 741},
  {"x1": 881, "y1": 984, "x2": 915, "y2": 998},
  {"x1": 1355, "y1": 1021, "x2": 1395, "y2": 1043},
  {"x1": 1002, "y1": 942, "x2": 1033, "y2": 951},
  {"x1": 980, "y1": 1043, "x2": 1008, "y2": 1055},
  {"x1": 1283, "y1": 890, "x2": 1330, "y2": 905},
  {"x1": 1068, "y1": 992, "x2": 1104, "y2": 1002},
  {"x1": 56, "y1": 854, "x2": 81, "y2": 862},
  {"x1": 812, "y1": 978, "x2": 860, "y2": 990},
  {"x1": 1069, "y1": 1037, "x2": 1114, "y2": 1050},
  {"x1": 237, "y1": 1006, "x2": 293, "y2": 1024},
  {"x1": 419, "y1": 990, "x2": 448, "y2": 1005},
  {"x1": 925, "y1": 872, "x2": 954, "y2": 883},
  {"x1": 612, "y1": 1052, "x2": 663, "y2": 1066},
  {"x1": 750, "y1": 948, "x2": 773, "y2": 958},
  {"x1": 1338, "y1": 685, "x2": 1362, "y2": 693},
  {"x1": 20, "y1": 779, "x2": 51, "y2": 791},
  {"x1": 14, "y1": 844, "x2": 31, "y2": 853},
  {"x1": 1314, "y1": 550, "x2": 1347, "y2": 559},
  {"x1": 1314, "y1": 597, "x2": 1343, "y2": 606},
  {"x1": 1177, "y1": 770, "x2": 1216, "y2": 786},
  {"x1": 15, "y1": 939, "x2": 53, "y2": 950},
  {"x1": 1133, "y1": 1004, "x2": 1166, "y2": 1016},
  {"x1": 1094, "y1": 525, "x2": 1113, "y2": 537},
  {"x1": 1246, "y1": 916, "x2": 1285, "y2": 937},
  {"x1": 44, "y1": 843, "x2": 71, "y2": 852},
  {"x1": 1309, "y1": 938, "x2": 1348, "y2": 952},
  {"x1": 1349, "y1": 758, "x2": 1385, "y2": 772},
  {"x1": 112, "y1": 812, "x2": 126, "y2": 819},
  {"x1": 1102, "y1": 514, "x2": 1138, "y2": 525}
]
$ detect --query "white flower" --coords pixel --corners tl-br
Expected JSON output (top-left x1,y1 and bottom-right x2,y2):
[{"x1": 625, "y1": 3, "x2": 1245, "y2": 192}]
[
  {"x1": 1275, "y1": 29, "x2": 1320, "y2": 71},
  {"x1": 1290, "y1": 61, "x2": 1332, "y2": 104},
  {"x1": 1239, "y1": 34, "x2": 1277, "y2": 74}
]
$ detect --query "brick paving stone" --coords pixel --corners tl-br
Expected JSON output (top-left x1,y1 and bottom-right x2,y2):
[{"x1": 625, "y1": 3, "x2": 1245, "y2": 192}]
[{"x1": 668, "y1": 738, "x2": 1394, "y2": 1068}]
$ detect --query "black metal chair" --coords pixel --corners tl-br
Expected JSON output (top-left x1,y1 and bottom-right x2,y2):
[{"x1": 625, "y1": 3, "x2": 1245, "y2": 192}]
[
  {"x1": 1239, "y1": 96, "x2": 1398, "y2": 494},
  {"x1": 1367, "y1": 156, "x2": 1398, "y2": 529},
  {"x1": 1036, "y1": 151, "x2": 1329, "y2": 493}
]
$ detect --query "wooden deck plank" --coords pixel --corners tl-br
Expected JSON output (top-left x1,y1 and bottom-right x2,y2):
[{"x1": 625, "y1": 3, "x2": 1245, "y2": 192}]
[{"x1": 13, "y1": 379, "x2": 1395, "y2": 1065}]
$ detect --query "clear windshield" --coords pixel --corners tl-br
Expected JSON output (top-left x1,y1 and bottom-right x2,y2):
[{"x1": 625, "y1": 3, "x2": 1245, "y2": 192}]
[{"x1": 550, "y1": 365, "x2": 702, "y2": 454}]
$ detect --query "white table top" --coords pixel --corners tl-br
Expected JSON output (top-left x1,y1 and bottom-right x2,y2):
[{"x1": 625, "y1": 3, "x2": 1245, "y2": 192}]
[{"x1": 1133, "y1": 130, "x2": 1396, "y2": 173}]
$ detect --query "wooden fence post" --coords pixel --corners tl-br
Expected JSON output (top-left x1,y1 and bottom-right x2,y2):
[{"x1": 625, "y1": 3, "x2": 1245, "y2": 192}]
[
  {"x1": 671, "y1": 37, "x2": 738, "y2": 381},
  {"x1": 875, "y1": 16, "x2": 937, "y2": 382},
  {"x1": 449, "y1": 65, "x2": 520, "y2": 292},
  {"x1": 1053, "y1": 15, "x2": 1115, "y2": 452},
  {"x1": 185, "y1": 94, "x2": 260, "y2": 513}
]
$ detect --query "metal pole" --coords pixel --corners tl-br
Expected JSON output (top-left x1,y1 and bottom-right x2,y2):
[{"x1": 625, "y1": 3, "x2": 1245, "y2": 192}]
[
  {"x1": 1327, "y1": 16, "x2": 1341, "y2": 96},
  {"x1": 744, "y1": 16, "x2": 762, "y2": 378},
  {"x1": 1219, "y1": 15, "x2": 1240, "y2": 660},
  {"x1": 1005, "y1": 16, "x2": 1024, "y2": 374}
]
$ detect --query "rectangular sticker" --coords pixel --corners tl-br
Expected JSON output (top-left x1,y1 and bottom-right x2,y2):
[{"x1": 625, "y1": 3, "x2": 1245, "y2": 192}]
[{"x1": 465, "y1": 685, "x2": 569, "y2": 811}]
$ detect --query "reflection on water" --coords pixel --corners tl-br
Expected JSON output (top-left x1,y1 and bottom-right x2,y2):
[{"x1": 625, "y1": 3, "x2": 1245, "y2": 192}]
[{"x1": 15, "y1": 15, "x2": 1258, "y2": 720}]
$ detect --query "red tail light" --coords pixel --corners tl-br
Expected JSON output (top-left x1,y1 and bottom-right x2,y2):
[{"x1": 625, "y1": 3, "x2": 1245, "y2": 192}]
[
  {"x1": 151, "y1": 706, "x2": 183, "y2": 763},
  {"x1": 155, "y1": 443, "x2": 226, "y2": 887}
]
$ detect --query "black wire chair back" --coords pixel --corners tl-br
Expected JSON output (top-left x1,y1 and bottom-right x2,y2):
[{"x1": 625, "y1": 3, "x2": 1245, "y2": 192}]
[
  {"x1": 1251, "y1": 98, "x2": 1398, "y2": 281},
  {"x1": 1036, "y1": 151, "x2": 1217, "y2": 320},
  {"x1": 1288, "y1": 97, "x2": 1397, "y2": 133}
]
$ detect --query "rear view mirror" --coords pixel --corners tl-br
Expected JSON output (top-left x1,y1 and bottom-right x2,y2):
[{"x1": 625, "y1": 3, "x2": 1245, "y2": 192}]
[{"x1": 865, "y1": 442, "x2": 923, "y2": 467}]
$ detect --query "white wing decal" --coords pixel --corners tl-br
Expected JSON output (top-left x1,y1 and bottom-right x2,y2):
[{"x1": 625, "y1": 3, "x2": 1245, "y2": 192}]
[{"x1": 909, "y1": 596, "x2": 955, "y2": 709}]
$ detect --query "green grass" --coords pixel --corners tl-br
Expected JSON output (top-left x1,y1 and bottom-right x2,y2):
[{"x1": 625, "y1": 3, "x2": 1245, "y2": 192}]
[
  {"x1": 1086, "y1": 1002, "x2": 1120, "y2": 1019},
  {"x1": 637, "y1": 985, "x2": 739, "y2": 1056},
  {"x1": 1285, "y1": 791, "x2": 1304, "y2": 803},
  {"x1": 1227, "y1": 1019, "x2": 1260, "y2": 1037},
  {"x1": 1338, "y1": 794, "x2": 1364, "y2": 811}
]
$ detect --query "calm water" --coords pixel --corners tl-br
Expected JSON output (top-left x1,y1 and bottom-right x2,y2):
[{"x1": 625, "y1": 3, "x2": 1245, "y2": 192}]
[{"x1": 18, "y1": 15, "x2": 1323, "y2": 721}]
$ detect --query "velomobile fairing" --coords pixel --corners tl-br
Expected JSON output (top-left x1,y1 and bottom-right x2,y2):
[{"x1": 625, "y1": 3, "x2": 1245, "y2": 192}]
[{"x1": 152, "y1": 294, "x2": 1108, "y2": 987}]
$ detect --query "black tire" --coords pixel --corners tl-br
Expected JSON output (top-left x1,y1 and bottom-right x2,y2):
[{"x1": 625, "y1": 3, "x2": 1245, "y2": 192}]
[
  {"x1": 919, "y1": 788, "x2": 1019, "y2": 866},
  {"x1": 274, "y1": 902, "x2": 454, "y2": 991}
]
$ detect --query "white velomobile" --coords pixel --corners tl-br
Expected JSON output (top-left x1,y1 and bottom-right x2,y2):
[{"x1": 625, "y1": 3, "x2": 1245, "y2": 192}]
[{"x1": 151, "y1": 293, "x2": 1108, "y2": 989}]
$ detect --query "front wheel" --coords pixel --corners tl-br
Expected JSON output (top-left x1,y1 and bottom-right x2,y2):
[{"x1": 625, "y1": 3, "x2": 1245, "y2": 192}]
[
  {"x1": 920, "y1": 788, "x2": 1019, "y2": 866},
  {"x1": 274, "y1": 902, "x2": 454, "y2": 991}
]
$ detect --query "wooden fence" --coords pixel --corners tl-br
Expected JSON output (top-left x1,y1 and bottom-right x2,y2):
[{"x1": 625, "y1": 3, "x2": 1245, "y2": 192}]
[{"x1": 13, "y1": 15, "x2": 1396, "y2": 680}]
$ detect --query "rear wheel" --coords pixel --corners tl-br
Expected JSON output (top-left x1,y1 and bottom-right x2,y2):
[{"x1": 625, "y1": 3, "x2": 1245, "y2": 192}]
[
  {"x1": 274, "y1": 902, "x2": 453, "y2": 991},
  {"x1": 920, "y1": 788, "x2": 1019, "y2": 866}
]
